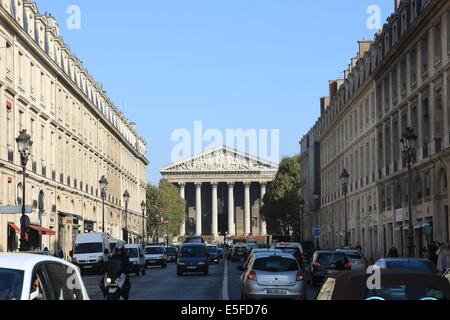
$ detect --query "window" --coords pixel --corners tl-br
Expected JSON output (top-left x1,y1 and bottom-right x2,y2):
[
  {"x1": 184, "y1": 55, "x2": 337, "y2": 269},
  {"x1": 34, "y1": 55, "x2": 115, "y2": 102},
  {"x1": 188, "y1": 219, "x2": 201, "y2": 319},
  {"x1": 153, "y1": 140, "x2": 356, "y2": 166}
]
[
  {"x1": 45, "y1": 263, "x2": 83, "y2": 300},
  {"x1": 401, "y1": 58, "x2": 407, "y2": 93},
  {"x1": 434, "y1": 22, "x2": 442, "y2": 64},
  {"x1": 410, "y1": 49, "x2": 417, "y2": 85},
  {"x1": 384, "y1": 77, "x2": 390, "y2": 107},
  {"x1": 424, "y1": 171, "x2": 431, "y2": 197},
  {"x1": 392, "y1": 68, "x2": 398, "y2": 103},
  {"x1": 421, "y1": 34, "x2": 428, "y2": 76}
]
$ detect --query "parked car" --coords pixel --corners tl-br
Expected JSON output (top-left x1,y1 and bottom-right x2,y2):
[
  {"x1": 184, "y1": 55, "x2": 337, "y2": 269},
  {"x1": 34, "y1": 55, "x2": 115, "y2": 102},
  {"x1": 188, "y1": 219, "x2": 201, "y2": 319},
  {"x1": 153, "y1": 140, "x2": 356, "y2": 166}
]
[
  {"x1": 165, "y1": 246, "x2": 178, "y2": 263},
  {"x1": 310, "y1": 251, "x2": 351, "y2": 286},
  {"x1": 0, "y1": 253, "x2": 89, "y2": 300},
  {"x1": 177, "y1": 243, "x2": 209, "y2": 276},
  {"x1": 238, "y1": 252, "x2": 307, "y2": 300},
  {"x1": 273, "y1": 244, "x2": 304, "y2": 270},
  {"x1": 24, "y1": 251, "x2": 55, "y2": 257},
  {"x1": 144, "y1": 245, "x2": 167, "y2": 268},
  {"x1": 336, "y1": 249, "x2": 366, "y2": 271},
  {"x1": 374, "y1": 258, "x2": 440, "y2": 274},
  {"x1": 231, "y1": 246, "x2": 249, "y2": 262},
  {"x1": 316, "y1": 269, "x2": 450, "y2": 300},
  {"x1": 124, "y1": 244, "x2": 146, "y2": 276},
  {"x1": 206, "y1": 245, "x2": 220, "y2": 264},
  {"x1": 274, "y1": 242, "x2": 304, "y2": 255},
  {"x1": 72, "y1": 233, "x2": 111, "y2": 274}
]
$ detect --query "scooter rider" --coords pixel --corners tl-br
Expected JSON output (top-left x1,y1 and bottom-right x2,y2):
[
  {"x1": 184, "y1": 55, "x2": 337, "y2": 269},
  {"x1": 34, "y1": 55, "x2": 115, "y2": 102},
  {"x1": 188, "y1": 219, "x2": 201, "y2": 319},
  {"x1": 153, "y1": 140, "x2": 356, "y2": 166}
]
[{"x1": 101, "y1": 245, "x2": 132, "y2": 300}]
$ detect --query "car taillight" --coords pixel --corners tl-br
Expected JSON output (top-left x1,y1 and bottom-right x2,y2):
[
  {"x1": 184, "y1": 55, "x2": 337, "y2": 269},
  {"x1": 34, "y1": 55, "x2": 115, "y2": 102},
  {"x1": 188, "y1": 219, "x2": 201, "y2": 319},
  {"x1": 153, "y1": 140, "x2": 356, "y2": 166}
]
[
  {"x1": 296, "y1": 271, "x2": 304, "y2": 281},
  {"x1": 248, "y1": 270, "x2": 257, "y2": 281},
  {"x1": 344, "y1": 261, "x2": 352, "y2": 270},
  {"x1": 312, "y1": 262, "x2": 321, "y2": 269}
]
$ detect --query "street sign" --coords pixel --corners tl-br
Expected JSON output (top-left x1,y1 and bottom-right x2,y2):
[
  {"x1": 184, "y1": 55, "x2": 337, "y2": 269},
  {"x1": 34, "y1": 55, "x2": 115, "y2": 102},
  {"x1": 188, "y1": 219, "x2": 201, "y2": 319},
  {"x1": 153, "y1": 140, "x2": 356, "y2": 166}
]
[
  {"x1": 0, "y1": 205, "x2": 32, "y2": 214},
  {"x1": 424, "y1": 225, "x2": 433, "y2": 237},
  {"x1": 313, "y1": 225, "x2": 321, "y2": 237}
]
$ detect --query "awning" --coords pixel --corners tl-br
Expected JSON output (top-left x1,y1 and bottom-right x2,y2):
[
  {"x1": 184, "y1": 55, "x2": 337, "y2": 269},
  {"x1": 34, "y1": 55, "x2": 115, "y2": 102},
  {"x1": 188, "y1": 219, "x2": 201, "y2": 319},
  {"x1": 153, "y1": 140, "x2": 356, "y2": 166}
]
[
  {"x1": 28, "y1": 225, "x2": 56, "y2": 236},
  {"x1": 8, "y1": 223, "x2": 21, "y2": 234}
]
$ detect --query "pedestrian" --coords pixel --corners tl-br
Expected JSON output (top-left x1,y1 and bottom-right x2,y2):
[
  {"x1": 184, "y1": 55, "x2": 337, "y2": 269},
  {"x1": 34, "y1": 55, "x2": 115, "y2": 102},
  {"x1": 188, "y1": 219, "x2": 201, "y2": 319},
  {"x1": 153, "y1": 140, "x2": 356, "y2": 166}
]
[
  {"x1": 388, "y1": 245, "x2": 399, "y2": 258},
  {"x1": 428, "y1": 241, "x2": 439, "y2": 265},
  {"x1": 56, "y1": 248, "x2": 64, "y2": 259},
  {"x1": 436, "y1": 243, "x2": 450, "y2": 273},
  {"x1": 43, "y1": 247, "x2": 49, "y2": 253}
]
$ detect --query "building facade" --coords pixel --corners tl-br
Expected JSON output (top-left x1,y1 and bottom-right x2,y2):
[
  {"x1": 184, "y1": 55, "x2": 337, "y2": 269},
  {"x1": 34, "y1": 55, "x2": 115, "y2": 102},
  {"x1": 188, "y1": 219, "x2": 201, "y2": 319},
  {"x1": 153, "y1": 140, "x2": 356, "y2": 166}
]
[
  {"x1": 300, "y1": 0, "x2": 450, "y2": 262},
  {"x1": 0, "y1": 1, "x2": 148, "y2": 257},
  {"x1": 160, "y1": 146, "x2": 277, "y2": 242}
]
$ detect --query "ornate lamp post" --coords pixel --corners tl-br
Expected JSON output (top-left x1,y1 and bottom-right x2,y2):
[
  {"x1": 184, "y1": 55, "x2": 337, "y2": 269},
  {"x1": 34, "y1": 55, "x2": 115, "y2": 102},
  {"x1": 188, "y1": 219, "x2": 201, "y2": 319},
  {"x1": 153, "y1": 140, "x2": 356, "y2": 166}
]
[
  {"x1": 16, "y1": 130, "x2": 32, "y2": 252},
  {"x1": 401, "y1": 127, "x2": 417, "y2": 258},
  {"x1": 123, "y1": 190, "x2": 130, "y2": 243},
  {"x1": 299, "y1": 197, "x2": 305, "y2": 242},
  {"x1": 99, "y1": 176, "x2": 108, "y2": 233},
  {"x1": 141, "y1": 201, "x2": 146, "y2": 245},
  {"x1": 166, "y1": 217, "x2": 170, "y2": 246},
  {"x1": 340, "y1": 168, "x2": 350, "y2": 248}
]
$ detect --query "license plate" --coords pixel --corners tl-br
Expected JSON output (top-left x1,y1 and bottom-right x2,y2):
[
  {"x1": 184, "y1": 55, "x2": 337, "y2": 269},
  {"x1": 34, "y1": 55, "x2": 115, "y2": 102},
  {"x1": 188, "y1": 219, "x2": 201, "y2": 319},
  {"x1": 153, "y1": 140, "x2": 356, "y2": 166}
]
[
  {"x1": 108, "y1": 287, "x2": 118, "y2": 294},
  {"x1": 267, "y1": 289, "x2": 286, "y2": 295},
  {"x1": 187, "y1": 266, "x2": 197, "y2": 270}
]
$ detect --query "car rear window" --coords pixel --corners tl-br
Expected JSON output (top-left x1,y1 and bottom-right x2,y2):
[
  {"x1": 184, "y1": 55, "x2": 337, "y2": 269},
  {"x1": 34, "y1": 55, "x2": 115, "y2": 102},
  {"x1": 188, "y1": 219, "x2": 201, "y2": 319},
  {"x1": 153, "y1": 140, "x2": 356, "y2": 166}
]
[
  {"x1": 278, "y1": 247, "x2": 301, "y2": 258},
  {"x1": 253, "y1": 256, "x2": 299, "y2": 272},
  {"x1": 317, "y1": 253, "x2": 347, "y2": 265},
  {"x1": 145, "y1": 247, "x2": 163, "y2": 254},
  {"x1": 365, "y1": 285, "x2": 445, "y2": 300},
  {"x1": 0, "y1": 268, "x2": 24, "y2": 300},
  {"x1": 385, "y1": 261, "x2": 439, "y2": 274}
]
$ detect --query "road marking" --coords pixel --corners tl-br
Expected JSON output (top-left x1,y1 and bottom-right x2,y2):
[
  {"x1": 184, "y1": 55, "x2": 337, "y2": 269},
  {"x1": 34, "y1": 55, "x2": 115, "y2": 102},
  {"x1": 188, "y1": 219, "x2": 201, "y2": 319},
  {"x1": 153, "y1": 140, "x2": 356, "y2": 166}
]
[{"x1": 222, "y1": 259, "x2": 230, "y2": 300}]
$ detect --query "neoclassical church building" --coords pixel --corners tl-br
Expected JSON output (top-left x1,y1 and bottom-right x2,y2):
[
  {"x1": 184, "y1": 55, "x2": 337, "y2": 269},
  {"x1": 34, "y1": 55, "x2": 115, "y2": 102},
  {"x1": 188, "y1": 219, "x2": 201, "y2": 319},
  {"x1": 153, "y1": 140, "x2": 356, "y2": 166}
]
[{"x1": 161, "y1": 146, "x2": 278, "y2": 241}]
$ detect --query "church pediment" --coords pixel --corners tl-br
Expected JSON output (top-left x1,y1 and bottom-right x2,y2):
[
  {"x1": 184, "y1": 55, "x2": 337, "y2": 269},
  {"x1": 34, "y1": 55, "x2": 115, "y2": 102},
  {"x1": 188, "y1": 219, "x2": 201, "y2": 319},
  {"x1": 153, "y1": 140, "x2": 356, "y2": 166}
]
[{"x1": 161, "y1": 146, "x2": 278, "y2": 173}]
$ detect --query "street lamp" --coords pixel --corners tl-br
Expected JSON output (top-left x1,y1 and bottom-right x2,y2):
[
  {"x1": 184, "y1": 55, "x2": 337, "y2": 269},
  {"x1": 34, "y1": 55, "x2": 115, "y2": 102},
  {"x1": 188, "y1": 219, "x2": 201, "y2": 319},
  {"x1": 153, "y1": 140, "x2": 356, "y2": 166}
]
[
  {"x1": 155, "y1": 213, "x2": 161, "y2": 243},
  {"x1": 340, "y1": 168, "x2": 350, "y2": 248},
  {"x1": 99, "y1": 176, "x2": 108, "y2": 233},
  {"x1": 299, "y1": 197, "x2": 305, "y2": 242},
  {"x1": 401, "y1": 127, "x2": 417, "y2": 258},
  {"x1": 141, "y1": 201, "x2": 146, "y2": 245},
  {"x1": 166, "y1": 218, "x2": 170, "y2": 246},
  {"x1": 123, "y1": 190, "x2": 130, "y2": 243},
  {"x1": 16, "y1": 130, "x2": 32, "y2": 252}
]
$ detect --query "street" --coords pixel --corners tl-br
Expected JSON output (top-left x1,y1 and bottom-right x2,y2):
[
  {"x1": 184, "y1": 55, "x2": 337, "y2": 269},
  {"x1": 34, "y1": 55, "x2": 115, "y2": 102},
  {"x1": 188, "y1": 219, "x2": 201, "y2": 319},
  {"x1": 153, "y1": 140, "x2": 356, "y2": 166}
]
[{"x1": 82, "y1": 259, "x2": 320, "y2": 300}]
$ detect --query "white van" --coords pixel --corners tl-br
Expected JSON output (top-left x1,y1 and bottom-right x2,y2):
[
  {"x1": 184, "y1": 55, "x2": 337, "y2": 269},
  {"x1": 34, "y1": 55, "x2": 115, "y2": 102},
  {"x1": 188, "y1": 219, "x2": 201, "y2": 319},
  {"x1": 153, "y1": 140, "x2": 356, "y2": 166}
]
[{"x1": 72, "y1": 233, "x2": 111, "y2": 274}]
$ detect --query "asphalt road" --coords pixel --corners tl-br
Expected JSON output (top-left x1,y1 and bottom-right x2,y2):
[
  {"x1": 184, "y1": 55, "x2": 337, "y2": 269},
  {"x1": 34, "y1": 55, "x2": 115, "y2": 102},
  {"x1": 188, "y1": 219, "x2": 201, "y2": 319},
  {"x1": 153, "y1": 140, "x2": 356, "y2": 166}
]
[{"x1": 82, "y1": 259, "x2": 320, "y2": 300}]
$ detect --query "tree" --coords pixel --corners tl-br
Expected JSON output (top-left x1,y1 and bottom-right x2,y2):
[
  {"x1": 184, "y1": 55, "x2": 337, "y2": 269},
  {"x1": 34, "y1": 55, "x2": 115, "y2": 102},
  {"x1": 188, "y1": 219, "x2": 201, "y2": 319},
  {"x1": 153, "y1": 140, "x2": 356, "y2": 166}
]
[
  {"x1": 261, "y1": 156, "x2": 301, "y2": 240},
  {"x1": 146, "y1": 180, "x2": 186, "y2": 243}
]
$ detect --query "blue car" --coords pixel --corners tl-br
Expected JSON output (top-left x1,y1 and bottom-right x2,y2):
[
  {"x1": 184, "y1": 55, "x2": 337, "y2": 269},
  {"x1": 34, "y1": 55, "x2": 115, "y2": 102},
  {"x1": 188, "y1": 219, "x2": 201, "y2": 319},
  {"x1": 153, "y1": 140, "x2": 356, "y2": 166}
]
[{"x1": 177, "y1": 243, "x2": 209, "y2": 276}]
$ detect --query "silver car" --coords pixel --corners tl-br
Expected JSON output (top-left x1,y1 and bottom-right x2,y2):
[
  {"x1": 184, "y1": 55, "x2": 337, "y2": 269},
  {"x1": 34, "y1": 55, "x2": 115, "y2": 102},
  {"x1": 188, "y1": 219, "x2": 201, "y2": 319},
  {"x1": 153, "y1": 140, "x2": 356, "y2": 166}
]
[
  {"x1": 336, "y1": 249, "x2": 366, "y2": 271},
  {"x1": 238, "y1": 252, "x2": 307, "y2": 300}
]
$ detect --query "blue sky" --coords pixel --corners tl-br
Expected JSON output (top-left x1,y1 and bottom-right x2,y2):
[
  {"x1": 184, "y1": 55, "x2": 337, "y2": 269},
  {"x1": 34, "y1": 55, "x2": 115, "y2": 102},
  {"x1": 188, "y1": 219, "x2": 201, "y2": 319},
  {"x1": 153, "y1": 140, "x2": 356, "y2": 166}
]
[{"x1": 35, "y1": 0, "x2": 393, "y2": 184}]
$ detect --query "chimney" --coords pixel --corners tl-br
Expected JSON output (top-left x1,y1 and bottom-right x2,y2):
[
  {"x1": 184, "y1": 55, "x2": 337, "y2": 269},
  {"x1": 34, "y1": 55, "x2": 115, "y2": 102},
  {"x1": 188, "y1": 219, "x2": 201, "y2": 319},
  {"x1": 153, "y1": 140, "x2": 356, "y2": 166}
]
[
  {"x1": 329, "y1": 80, "x2": 338, "y2": 98},
  {"x1": 358, "y1": 39, "x2": 372, "y2": 58},
  {"x1": 320, "y1": 97, "x2": 330, "y2": 114}
]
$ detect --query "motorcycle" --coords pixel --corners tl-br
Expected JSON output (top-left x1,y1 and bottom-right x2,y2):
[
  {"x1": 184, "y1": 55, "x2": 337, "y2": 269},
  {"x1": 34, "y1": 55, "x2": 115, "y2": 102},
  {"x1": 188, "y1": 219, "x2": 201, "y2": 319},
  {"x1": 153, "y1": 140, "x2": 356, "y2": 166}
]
[{"x1": 100, "y1": 259, "x2": 129, "y2": 300}]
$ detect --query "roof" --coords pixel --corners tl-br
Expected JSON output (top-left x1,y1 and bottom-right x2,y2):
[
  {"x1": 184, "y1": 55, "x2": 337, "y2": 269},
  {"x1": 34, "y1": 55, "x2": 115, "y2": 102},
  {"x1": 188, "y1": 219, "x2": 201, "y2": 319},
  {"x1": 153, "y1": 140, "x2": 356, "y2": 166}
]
[
  {"x1": 253, "y1": 252, "x2": 295, "y2": 259},
  {"x1": 0, "y1": 253, "x2": 68, "y2": 271}
]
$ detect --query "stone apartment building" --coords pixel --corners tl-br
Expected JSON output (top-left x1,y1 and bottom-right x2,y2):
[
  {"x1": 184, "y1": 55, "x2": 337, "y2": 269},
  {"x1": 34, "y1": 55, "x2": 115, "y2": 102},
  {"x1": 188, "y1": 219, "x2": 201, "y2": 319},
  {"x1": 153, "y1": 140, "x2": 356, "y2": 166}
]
[
  {"x1": 300, "y1": 0, "x2": 450, "y2": 262},
  {"x1": 0, "y1": 1, "x2": 148, "y2": 257}
]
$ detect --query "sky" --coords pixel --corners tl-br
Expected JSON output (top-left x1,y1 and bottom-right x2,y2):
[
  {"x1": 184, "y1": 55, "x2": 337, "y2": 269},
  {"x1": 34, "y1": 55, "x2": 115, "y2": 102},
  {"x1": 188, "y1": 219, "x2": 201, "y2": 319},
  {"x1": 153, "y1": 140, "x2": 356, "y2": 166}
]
[{"x1": 35, "y1": 0, "x2": 393, "y2": 184}]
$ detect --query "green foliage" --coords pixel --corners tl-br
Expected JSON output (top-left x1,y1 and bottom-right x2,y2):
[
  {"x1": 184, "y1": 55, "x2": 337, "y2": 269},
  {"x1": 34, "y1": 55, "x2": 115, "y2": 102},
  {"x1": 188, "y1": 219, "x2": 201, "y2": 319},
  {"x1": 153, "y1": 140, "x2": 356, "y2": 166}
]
[
  {"x1": 261, "y1": 156, "x2": 301, "y2": 238},
  {"x1": 146, "y1": 180, "x2": 186, "y2": 241}
]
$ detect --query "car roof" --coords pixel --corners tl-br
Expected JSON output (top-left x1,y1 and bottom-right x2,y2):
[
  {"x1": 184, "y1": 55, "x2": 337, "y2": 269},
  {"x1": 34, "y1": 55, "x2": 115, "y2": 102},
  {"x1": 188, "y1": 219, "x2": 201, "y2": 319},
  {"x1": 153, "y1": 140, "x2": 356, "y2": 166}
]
[
  {"x1": 315, "y1": 250, "x2": 345, "y2": 254},
  {"x1": 0, "y1": 253, "x2": 70, "y2": 271},
  {"x1": 181, "y1": 243, "x2": 206, "y2": 247},
  {"x1": 254, "y1": 252, "x2": 296, "y2": 259},
  {"x1": 377, "y1": 258, "x2": 430, "y2": 262},
  {"x1": 325, "y1": 269, "x2": 450, "y2": 300},
  {"x1": 145, "y1": 244, "x2": 164, "y2": 247},
  {"x1": 125, "y1": 244, "x2": 142, "y2": 248}
]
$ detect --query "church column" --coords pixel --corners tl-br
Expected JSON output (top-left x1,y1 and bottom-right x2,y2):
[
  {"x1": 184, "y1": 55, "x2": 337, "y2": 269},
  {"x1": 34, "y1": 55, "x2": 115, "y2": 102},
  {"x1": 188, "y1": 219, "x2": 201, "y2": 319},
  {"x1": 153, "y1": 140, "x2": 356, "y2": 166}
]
[
  {"x1": 195, "y1": 182, "x2": 202, "y2": 236},
  {"x1": 260, "y1": 182, "x2": 267, "y2": 235},
  {"x1": 179, "y1": 183, "x2": 186, "y2": 236},
  {"x1": 228, "y1": 182, "x2": 235, "y2": 236},
  {"x1": 212, "y1": 183, "x2": 219, "y2": 237},
  {"x1": 244, "y1": 182, "x2": 251, "y2": 235}
]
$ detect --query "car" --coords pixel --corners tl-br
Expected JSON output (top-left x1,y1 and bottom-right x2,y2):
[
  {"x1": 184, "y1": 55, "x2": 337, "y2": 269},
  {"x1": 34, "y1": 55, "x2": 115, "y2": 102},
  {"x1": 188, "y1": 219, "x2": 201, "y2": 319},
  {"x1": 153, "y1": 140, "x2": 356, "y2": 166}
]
[
  {"x1": 124, "y1": 244, "x2": 146, "y2": 276},
  {"x1": 183, "y1": 236, "x2": 205, "y2": 244},
  {"x1": 336, "y1": 249, "x2": 366, "y2": 271},
  {"x1": 0, "y1": 253, "x2": 90, "y2": 300},
  {"x1": 206, "y1": 245, "x2": 220, "y2": 264},
  {"x1": 144, "y1": 245, "x2": 167, "y2": 268},
  {"x1": 72, "y1": 233, "x2": 111, "y2": 274},
  {"x1": 231, "y1": 245, "x2": 249, "y2": 262},
  {"x1": 310, "y1": 251, "x2": 351, "y2": 286},
  {"x1": 273, "y1": 245, "x2": 304, "y2": 270},
  {"x1": 24, "y1": 251, "x2": 55, "y2": 257},
  {"x1": 444, "y1": 269, "x2": 450, "y2": 284},
  {"x1": 217, "y1": 248, "x2": 225, "y2": 259},
  {"x1": 177, "y1": 243, "x2": 209, "y2": 276},
  {"x1": 315, "y1": 269, "x2": 450, "y2": 300},
  {"x1": 238, "y1": 252, "x2": 307, "y2": 300},
  {"x1": 374, "y1": 258, "x2": 440, "y2": 274},
  {"x1": 275, "y1": 242, "x2": 304, "y2": 255},
  {"x1": 165, "y1": 246, "x2": 178, "y2": 263}
]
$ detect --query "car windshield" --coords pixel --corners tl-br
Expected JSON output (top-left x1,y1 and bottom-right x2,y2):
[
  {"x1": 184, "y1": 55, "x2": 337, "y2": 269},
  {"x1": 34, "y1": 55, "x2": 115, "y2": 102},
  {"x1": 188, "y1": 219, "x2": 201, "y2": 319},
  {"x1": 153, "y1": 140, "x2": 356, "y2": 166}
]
[
  {"x1": 145, "y1": 247, "x2": 163, "y2": 254},
  {"x1": 180, "y1": 246, "x2": 206, "y2": 257},
  {"x1": 385, "y1": 260, "x2": 439, "y2": 273},
  {"x1": 253, "y1": 256, "x2": 299, "y2": 272},
  {"x1": 125, "y1": 248, "x2": 139, "y2": 258},
  {"x1": 207, "y1": 246, "x2": 218, "y2": 253},
  {"x1": 74, "y1": 243, "x2": 103, "y2": 254},
  {"x1": 166, "y1": 248, "x2": 177, "y2": 255},
  {"x1": 365, "y1": 285, "x2": 445, "y2": 300},
  {"x1": 0, "y1": 268, "x2": 24, "y2": 301},
  {"x1": 317, "y1": 253, "x2": 347, "y2": 266}
]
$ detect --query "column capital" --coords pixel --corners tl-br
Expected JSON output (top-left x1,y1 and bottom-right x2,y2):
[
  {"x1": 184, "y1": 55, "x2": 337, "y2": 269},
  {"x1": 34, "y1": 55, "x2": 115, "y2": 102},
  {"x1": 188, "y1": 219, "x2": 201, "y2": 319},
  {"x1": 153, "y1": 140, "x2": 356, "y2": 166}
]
[
  {"x1": 195, "y1": 182, "x2": 202, "y2": 188},
  {"x1": 260, "y1": 182, "x2": 268, "y2": 187},
  {"x1": 211, "y1": 182, "x2": 219, "y2": 188},
  {"x1": 244, "y1": 181, "x2": 251, "y2": 187},
  {"x1": 178, "y1": 182, "x2": 186, "y2": 187},
  {"x1": 227, "y1": 182, "x2": 235, "y2": 187}
]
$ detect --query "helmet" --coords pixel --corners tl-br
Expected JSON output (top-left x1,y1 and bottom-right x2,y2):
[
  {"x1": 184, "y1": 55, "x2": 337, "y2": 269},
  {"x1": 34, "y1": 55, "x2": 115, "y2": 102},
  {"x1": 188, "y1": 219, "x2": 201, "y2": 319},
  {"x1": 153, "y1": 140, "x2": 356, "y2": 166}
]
[{"x1": 114, "y1": 244, "x2": 124, "y2": 256}]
